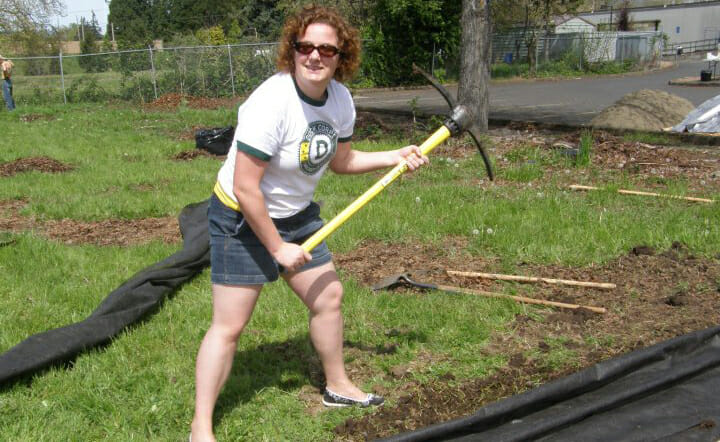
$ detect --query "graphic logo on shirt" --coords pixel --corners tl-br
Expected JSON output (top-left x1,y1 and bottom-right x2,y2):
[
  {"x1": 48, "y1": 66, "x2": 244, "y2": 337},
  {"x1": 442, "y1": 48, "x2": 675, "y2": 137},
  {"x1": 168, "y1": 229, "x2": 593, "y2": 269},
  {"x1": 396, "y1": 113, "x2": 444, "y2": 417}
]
[{"x1": 299, "y1": 121, "x2": 337, "y2": 175}]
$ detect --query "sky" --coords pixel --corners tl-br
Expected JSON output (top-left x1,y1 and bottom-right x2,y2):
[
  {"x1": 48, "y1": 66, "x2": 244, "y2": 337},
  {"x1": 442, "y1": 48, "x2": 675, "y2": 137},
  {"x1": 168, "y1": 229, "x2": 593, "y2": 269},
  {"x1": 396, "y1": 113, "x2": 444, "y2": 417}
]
[{"x1": 53, "y1": 0, "x2": 110, "y2": 34}]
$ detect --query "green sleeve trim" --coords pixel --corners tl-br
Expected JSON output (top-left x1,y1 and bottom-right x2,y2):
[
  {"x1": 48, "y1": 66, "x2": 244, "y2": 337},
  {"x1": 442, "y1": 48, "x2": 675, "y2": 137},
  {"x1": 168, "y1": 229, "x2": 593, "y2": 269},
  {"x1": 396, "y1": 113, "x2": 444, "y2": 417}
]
[
  {"x1": 338, "y1": 135, "x2": 352, "y2": 143},
  {"x1": 237, "y1": 141, "x2": 271, "y2": 162}
]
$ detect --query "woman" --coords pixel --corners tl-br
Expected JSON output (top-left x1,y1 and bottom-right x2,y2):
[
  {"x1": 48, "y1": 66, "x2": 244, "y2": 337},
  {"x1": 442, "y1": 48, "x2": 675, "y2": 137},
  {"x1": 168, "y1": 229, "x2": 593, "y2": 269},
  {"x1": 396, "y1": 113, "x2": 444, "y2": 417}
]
[{"x1": 191, "y1": 5, "x2": 428, "y2": 440}]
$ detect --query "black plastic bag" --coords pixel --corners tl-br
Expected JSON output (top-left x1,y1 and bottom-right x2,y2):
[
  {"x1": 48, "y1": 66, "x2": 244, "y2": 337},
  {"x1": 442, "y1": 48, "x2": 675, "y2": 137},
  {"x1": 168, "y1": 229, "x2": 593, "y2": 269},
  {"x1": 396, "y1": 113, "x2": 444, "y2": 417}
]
[{"x1": 195, "y1": 126, "x2": 235, "y2": 155}]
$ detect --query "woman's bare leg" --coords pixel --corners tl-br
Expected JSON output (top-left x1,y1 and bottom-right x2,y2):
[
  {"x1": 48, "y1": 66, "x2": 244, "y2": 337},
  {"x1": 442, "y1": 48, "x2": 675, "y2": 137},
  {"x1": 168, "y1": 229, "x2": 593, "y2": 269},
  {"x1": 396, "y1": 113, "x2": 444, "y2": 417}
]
[
  {"x1": 191, "y1": 283, "x2": 261, "y2": 442},
  {"x1": 283, "y1": 262, "x2": 366, "y2": 399}
]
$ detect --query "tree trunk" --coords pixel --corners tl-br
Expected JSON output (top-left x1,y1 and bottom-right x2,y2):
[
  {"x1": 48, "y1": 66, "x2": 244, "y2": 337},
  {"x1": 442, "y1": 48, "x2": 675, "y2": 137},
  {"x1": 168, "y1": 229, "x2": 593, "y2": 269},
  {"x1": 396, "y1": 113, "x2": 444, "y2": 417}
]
[
  {"x1": 458, "y1": 0, "x2": 491, "y2": 131},
  {"x1": 527, "y1": 35, "x2": 538, "y2": 75},
  {"x1": 543, "y1": 0, "x2": 551, "y2": 63}
]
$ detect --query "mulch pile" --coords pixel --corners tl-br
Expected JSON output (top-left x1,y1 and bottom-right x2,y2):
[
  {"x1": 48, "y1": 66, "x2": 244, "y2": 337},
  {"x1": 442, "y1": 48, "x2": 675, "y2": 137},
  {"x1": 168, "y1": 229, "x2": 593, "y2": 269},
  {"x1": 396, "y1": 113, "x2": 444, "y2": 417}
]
[
  {"x1": 143, "y1": 93, "x2": 242, "y2": 112},
  {"x1": 0, "y1": 156, "x2": 74, "y2": 177}
]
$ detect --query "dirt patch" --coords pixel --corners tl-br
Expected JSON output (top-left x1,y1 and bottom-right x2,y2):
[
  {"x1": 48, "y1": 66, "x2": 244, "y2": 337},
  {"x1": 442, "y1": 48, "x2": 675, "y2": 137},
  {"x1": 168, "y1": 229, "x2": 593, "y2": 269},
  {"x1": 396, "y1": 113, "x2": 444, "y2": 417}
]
[
  {"x1": 143, "y1": 93, "x2": 243, "y2": 112},
  {"x1": 0, "y1": 199, "x2": 180, "y2": 246},
  {"x1": 481, "y1": 123, "x2": 720, "y2": 195},
  {"x1": 43, "y1": 217, "x2": 180, "y2": 246},
  {"x1": 171, "y1": 149, "x2": 220, "y2": 161},
  {"x1": 0, "y1": 156, "x2": 74, "y2": 177},
  {"x1": 0, "y1": 199, "x2": 34, "y2": 231},
  {"x1": 19, "y1": 113, "x2": 56, "y2": 123},
  {"x1": 1, "y1": 157, "x2": 179, "y2": 246},
  {"x1": 590, "y1": 89, "x2": 695, "y2": 131},
  {"x1": 332, "y1": 239, "x2": 720, "y2": 440}
]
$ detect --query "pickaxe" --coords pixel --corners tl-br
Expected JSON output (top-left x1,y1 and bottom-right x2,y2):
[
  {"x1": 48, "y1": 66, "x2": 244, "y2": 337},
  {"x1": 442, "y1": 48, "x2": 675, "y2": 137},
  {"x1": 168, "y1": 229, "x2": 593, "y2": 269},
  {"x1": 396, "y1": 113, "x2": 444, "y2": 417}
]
[
  {"x1": 411, "y1": 63, "x2": 494, "y2": 182},
  {"x1": 301, "y1": 69, "x2": 494, "y2": 252}
]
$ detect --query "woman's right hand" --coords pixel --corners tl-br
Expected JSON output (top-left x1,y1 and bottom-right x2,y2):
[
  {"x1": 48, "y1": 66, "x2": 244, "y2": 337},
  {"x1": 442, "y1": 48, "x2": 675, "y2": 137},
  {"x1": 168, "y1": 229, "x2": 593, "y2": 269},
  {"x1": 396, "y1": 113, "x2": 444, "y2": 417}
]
[{"x1": 272, "y1": 242, "x2": 312, "y2": 273}]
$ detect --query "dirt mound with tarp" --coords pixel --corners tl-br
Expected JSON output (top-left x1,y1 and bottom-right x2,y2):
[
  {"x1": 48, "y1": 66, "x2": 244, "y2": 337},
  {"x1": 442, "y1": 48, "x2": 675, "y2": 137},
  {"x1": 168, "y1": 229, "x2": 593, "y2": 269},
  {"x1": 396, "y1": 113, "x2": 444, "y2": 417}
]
[{"x1": 590, "y1": 89, "x2": 695, "y2": 132}]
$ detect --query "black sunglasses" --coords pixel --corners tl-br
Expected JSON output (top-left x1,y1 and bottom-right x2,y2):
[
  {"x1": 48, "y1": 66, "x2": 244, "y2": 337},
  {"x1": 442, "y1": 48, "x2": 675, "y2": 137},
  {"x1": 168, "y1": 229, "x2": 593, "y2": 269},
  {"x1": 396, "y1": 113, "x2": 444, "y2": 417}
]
[{"x1": 293, "y1": 41, "x2": 341, "y2": 57}]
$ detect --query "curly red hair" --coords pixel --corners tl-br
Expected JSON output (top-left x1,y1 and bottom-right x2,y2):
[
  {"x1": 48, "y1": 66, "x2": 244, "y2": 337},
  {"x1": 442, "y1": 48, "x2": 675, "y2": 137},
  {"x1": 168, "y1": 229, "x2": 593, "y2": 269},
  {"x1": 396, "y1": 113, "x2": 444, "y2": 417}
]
[{"x1": 276, "y1": 4, "x2": 361, "y2": 83}]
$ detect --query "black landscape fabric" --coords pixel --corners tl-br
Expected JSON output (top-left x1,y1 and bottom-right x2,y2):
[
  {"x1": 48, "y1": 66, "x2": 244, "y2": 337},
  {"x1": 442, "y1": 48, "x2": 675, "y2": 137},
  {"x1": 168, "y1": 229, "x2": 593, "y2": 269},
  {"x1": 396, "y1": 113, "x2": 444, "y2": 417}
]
[
  {"x1": 382, "y1": 325, "x2": 720, "y2": 442},
  {"x1": 0, "y1": 200, "x2": 211, "y2": 386}
]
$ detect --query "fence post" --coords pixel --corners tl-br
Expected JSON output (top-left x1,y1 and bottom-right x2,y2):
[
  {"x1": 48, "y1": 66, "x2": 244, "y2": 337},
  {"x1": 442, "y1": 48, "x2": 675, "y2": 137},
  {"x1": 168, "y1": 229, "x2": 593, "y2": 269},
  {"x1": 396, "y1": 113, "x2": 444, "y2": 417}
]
[
  {"x1": 227, "y1": 44, "x2": 236, "y2": 96},
  {"x1": 578, "y1": 36, "x2": 583, "y2": 71},
  {"x1": 148, "y1": 45, "x2": 158, "y2": 100},
  {"x1": 59, "y1": 51, "x2": 67, "y2": 105}
]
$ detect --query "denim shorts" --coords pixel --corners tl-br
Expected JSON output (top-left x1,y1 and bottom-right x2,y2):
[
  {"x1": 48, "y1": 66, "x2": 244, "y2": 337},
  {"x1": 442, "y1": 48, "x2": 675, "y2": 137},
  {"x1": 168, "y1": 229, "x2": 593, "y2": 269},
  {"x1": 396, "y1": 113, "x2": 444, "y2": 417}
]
[{"x1": 208, "y1": 194, "x2": 332, "y2": 285}]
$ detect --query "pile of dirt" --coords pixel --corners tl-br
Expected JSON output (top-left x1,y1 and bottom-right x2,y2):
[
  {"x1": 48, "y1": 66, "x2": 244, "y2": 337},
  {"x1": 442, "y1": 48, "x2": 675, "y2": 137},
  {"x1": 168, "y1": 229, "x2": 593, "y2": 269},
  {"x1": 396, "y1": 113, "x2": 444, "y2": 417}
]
[
  {"x1": 0, "y1": 156, "x2": 74, "y2": 177},
  {"x1": 590, "y1": 89, "x2": 695, "y2": 131},
  {"x1": 143, "y1": 93, "x2": 242, "y2": 111}
]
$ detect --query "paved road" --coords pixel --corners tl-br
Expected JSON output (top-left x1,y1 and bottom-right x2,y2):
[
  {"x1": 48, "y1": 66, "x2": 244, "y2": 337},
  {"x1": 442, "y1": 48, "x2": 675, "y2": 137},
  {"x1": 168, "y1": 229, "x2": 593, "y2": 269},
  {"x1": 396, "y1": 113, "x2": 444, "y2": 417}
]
[{"x1": 353, "y1": 59, "x2": 719, "y2": 126}]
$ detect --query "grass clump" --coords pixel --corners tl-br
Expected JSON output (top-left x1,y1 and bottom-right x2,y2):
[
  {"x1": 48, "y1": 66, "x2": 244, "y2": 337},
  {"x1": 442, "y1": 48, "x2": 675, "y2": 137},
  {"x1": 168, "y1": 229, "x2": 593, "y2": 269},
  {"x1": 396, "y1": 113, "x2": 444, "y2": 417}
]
[{"x1": 576, "y1": 129, "x2": 593, "y2": 167}]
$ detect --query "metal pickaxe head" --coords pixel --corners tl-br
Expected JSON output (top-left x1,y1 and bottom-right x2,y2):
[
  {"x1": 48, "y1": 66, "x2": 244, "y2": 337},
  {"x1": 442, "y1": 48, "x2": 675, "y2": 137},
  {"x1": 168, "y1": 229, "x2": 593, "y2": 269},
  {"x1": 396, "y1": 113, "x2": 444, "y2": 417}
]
[
  {"x1": 413, "y1": 63, "x2": 494, "y2": 181},
  {"x1": 444, "y1": 105, "x2": 472, "y2": 137}
]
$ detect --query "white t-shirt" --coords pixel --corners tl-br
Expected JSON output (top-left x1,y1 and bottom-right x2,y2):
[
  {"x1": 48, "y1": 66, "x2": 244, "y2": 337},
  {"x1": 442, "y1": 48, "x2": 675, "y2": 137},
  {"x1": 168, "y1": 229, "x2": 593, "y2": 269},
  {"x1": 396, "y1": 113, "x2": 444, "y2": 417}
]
[{"x1": 216, "y1": 72, "x2": 355, "y2": 218}]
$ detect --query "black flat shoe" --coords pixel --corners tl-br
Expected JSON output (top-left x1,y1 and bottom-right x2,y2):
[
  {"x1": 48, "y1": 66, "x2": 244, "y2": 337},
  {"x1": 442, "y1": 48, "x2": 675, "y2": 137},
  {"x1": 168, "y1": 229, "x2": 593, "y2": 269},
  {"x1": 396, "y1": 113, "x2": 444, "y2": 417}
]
[{"x1": 322, "y1": 388, "x2": 385, "y2": 407}]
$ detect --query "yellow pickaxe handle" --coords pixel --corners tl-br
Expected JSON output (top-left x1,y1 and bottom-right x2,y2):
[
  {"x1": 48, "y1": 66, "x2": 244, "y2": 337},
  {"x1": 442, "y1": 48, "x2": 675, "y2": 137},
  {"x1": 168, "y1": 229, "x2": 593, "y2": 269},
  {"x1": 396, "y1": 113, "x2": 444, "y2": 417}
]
[{"x1": 301, "y1": 124, "x2": 452, "y2": 252}]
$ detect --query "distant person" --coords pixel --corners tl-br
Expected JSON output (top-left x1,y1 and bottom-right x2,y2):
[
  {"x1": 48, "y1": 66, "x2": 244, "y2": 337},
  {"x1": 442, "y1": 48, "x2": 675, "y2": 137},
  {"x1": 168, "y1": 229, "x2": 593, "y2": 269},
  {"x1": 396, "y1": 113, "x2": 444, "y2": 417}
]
[
  {"x1": 1, "y1": 55, "x2": 15, "y2": 111},
  {"x1": 190, "y1": 4, "x2": 428, "y2": 442}
]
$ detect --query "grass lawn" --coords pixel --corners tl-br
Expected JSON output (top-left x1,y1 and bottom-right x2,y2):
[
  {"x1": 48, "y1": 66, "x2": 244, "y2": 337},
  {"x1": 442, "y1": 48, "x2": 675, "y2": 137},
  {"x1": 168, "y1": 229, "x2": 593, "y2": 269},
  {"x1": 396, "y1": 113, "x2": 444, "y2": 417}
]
[{"x1": 1, "y1": 102, "x2": 719, "y2": 440}]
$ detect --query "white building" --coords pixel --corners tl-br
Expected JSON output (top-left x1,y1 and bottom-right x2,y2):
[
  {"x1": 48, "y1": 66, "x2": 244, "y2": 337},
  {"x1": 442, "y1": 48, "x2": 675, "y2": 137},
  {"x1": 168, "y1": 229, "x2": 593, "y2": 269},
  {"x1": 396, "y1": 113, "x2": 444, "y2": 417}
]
[
  {"x1": 554, "y1": 15, "x2": 597, "y2": 33},
  {"x1": 578, "y1": 1, "x2": 720, "y2": 45}
]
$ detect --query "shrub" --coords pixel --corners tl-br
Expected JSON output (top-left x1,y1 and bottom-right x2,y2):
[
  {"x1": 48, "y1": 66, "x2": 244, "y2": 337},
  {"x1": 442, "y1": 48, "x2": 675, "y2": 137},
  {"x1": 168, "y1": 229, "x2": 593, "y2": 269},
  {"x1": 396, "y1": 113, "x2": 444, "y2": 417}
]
[{"x1": 66, "y1": 77, "x2": 110, "y2": 103}]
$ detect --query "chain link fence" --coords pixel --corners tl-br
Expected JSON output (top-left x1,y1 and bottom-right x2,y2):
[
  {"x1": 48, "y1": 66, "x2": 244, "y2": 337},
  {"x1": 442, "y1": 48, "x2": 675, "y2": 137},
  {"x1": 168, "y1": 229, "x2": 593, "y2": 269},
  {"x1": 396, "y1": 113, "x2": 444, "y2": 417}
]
[
  {"x1": 492, "y1": 31, "x2": 665, "y2": 69},
  {"x1": 7, "y1": 31, "x2": 677, "y2": 106},
  {"x1": 9, "y1": 42, "x2": 279, "y2": 105}
]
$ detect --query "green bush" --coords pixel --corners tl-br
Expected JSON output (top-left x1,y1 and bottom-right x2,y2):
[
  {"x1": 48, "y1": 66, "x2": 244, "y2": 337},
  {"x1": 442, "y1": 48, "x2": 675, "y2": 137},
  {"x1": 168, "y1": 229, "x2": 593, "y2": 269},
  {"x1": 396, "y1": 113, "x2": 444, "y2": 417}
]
[
  {"x1": 119, "y1": 73, "x2": 156, "y2": 102},
  {"x1": 66, "y1": 77, "x2": 110, "y2": 103},
  {"x1": 491, "y1": 62, "x2": 529, "y2": 79}
]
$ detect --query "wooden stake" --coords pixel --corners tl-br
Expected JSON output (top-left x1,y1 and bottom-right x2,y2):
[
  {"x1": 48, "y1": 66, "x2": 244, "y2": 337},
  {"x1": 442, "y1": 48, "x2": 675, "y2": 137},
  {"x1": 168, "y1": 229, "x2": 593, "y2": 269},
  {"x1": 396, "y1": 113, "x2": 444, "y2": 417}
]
[
  {"x1": 569, "y1": 184, "x2": 714, "y2": 203},
  {"x1": 447, "y1": 270, "x2": 616, "y2": 290},
  {"x1": 435, "y1": 283, "x2": 607, "y2": 314}
]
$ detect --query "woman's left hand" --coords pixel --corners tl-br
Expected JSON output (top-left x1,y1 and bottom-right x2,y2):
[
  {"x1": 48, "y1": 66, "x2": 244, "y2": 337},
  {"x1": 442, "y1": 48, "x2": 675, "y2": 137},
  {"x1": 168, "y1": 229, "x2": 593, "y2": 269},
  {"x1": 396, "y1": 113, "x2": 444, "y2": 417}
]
[{"x1": 397, "y1": 145, "x2": 429, "y2": 171}]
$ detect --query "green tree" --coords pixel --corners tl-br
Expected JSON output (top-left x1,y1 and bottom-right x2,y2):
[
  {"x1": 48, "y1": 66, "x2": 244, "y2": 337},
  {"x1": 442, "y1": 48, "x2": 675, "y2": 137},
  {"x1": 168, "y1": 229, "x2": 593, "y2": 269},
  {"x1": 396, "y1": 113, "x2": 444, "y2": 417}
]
[
  {"x1": 196, "y1": 26, "x2": 227, "y2": 45},
  {"x1": 108, "y1": 0, "x2": 153, "y2": 48},
  {"x1": 231, "y1": 0, "x2": 287, "y2": 40},
  {"x1": 79, "y1": 12, "x2": 108, "y2": 72},
  {"x1": 363, "y1": 0, "x2": 462, "y2": 86}
]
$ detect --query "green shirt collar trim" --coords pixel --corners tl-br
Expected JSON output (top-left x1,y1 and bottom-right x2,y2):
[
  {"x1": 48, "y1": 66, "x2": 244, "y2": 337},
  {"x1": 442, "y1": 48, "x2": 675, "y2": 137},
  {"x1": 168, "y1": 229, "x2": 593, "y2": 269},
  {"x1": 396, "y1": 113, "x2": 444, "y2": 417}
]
[{"x1": 292, "y1": 75, "x2": 328, "y2": 107}]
